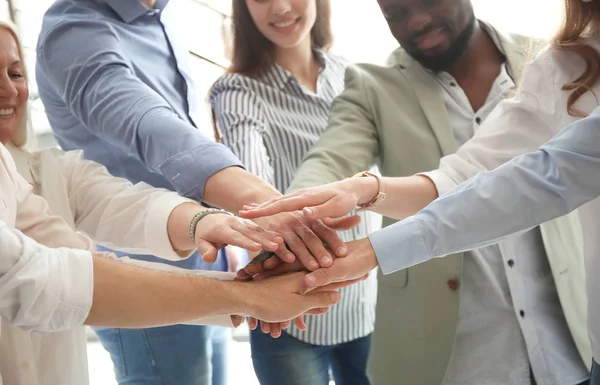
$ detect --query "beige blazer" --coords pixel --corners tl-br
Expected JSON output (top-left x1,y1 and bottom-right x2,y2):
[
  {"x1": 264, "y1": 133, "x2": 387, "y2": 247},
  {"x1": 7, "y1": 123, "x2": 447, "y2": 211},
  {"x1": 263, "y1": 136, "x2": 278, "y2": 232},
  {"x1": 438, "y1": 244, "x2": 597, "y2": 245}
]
[{"x1": 289, "y1": 27, "x2": 590, "y2": 384}]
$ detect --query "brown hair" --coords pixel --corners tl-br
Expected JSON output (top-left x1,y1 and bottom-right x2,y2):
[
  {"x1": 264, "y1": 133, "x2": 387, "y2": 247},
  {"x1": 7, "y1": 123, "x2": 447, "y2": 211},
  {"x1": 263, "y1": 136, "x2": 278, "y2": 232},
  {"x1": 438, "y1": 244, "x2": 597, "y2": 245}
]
[
  {"x1": 212, "y1": 0, "x2": 333, "y2": 141},
  {"x1": 228, "y1": 0, "x2": 332, "y2": 78},
  {"x1": 551, "y1": 0, "x2": 600, "y2": 116}
]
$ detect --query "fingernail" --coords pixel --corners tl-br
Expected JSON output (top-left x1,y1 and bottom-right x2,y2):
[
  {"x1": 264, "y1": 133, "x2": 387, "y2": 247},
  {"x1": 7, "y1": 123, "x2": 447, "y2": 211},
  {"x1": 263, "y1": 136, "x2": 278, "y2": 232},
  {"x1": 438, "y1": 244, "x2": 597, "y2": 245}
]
[
  {"x1": 331, "y1": 292, "x2": 341, "y2": 302},
  {"x1": 304, "y1": 207, "x2": 313, "y2": 216},
  {"x1": 322, "y1": 256, "x2": 332, "y2": 266},
  {"x1": 336, "y1": 246, "x2": 347, "y2": 256},
  {"x1": 306, "y1": 275, "x2": 317, "y2": 286},
  {"x1": 309, "y1": 261, "x2": 319, "y2": 270}
]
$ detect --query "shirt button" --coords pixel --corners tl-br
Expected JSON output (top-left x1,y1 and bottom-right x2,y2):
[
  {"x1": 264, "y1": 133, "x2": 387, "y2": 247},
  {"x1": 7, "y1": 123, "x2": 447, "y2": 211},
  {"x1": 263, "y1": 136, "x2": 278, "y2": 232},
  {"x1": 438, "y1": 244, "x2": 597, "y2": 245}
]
[
  {"x1": 475, "y1": 117, "x2": 482, "y2": 124},
  {"x1": 449, "y1": 82, "x2": 457, "y2": 87},
  {"x1": 519, "y1": 310, "x2": 525, "y2": 318},
  {"x1": 21, "y1": 361, "x2": 29, "y2": 370},
  {"x1": 447, "y1": 279, "x2": 460, "y2": 291},
  {"x1": 507, "y1": 259, "x2": 515, "y2": 267}
]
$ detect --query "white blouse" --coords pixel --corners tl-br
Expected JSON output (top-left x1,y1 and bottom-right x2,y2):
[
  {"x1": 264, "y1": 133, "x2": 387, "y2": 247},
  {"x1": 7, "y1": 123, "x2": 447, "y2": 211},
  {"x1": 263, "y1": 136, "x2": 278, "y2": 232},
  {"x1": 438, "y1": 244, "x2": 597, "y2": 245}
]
[{"x1": 0, "y1": 143, "x2": 234, "y2": 385}]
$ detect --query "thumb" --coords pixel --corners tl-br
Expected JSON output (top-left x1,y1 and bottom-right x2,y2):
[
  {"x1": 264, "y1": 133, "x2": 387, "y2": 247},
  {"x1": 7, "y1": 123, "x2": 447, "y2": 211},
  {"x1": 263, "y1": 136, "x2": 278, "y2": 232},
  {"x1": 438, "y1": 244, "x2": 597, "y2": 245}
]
[
  {"x1": 322, "y1": 215, "x2": 361, "y2": 230},
  {"x1": 303, "y1": 201, "x2": 341, "y2": 220},
  {"x1": 303, "y1": 291, "x2": 341, "y2": 310},
  {"x1": 197, "y1": 240, "x2": 218, "y2": 263}
]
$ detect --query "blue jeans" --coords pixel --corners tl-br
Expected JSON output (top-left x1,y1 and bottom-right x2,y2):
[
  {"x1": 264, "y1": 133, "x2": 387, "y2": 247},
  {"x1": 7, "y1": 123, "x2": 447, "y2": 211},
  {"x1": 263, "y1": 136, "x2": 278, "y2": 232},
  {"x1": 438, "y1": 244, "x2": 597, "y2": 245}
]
[
  {"x1": 95, "y1": 248, "x2": 230, "y2": 385},
  {"x1": 250, "y1": 328, "x2": 372, "y2": 385},
  {"x1": 591, "y1": 359, "x2": 600, "y2": 385}
]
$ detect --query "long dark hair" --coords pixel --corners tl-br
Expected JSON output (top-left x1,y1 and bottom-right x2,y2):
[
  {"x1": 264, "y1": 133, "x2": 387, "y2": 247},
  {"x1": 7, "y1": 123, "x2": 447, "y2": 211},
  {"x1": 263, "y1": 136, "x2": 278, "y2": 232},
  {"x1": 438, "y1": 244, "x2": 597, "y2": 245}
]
[
  {"x1": 551, "y1": 0, "x2": 600, "y2": 116},
  {"x1": 228, "y1": 0, "x2": 332, "y2": 78}
]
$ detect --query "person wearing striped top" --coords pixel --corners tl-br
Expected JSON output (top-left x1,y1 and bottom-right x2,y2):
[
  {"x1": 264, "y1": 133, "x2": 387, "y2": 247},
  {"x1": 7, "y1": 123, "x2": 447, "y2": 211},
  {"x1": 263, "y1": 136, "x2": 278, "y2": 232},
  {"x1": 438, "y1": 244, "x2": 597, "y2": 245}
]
[{"x1": 210, "y1": 1, "x2": 379, "y2": 384}]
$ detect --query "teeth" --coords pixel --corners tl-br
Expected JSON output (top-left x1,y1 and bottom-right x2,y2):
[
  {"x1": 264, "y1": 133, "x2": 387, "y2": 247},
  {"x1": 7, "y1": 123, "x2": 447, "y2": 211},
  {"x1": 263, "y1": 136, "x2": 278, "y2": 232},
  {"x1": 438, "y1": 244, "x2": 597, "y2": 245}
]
[
  {"x1": 0, "y1": 108, "x2": 13, "y2": 116},
  {"x1": 273, "y1": 20, "x2": 295, "y2": 28}
]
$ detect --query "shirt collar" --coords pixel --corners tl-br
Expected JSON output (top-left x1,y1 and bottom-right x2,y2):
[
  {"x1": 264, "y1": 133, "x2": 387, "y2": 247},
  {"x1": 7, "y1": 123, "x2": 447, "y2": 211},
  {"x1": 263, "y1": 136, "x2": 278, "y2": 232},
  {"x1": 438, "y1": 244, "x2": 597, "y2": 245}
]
[
  {"x1": 103, "y1": 0, "x2": 169, "y2": 23},
  {"x1": 262, "y1": 50, "x2": 328, "y2": 90}
]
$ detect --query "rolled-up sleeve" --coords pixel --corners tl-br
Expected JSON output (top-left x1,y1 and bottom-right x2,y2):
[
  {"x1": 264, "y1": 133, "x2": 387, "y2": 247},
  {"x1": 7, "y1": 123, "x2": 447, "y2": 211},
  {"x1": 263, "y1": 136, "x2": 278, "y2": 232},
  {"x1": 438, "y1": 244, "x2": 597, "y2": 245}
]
[
  {"x1": 49, "y1": 150, "x2": 195, "y2": 260},
  {"x1": 37, "y1": 18, "x2": 242, "y2": 201},
  {"x1": 0, "y1": 220, "x2": 93, "y2": 333}
]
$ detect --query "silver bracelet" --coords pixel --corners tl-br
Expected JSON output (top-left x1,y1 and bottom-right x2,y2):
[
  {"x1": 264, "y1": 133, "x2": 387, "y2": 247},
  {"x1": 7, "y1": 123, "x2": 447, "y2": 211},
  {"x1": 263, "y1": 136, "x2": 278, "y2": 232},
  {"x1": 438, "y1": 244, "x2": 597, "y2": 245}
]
[{"x1": 189, "y1": 208, "x2": 235, "y2": 242}]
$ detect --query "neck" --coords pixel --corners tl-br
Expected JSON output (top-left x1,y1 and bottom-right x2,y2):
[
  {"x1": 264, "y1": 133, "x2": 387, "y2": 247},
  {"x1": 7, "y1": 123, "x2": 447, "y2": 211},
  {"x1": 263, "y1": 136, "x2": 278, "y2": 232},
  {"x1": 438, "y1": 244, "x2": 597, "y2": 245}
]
[
  {"x1": 275, "y1": 37, "x2": 321, "y2": 92},
  {"x1": 139, "y1": 0, "x2": 157, "y2": 8},
  {"x1": 448, "y1": 23, "x2": 504, "y2": 80}
]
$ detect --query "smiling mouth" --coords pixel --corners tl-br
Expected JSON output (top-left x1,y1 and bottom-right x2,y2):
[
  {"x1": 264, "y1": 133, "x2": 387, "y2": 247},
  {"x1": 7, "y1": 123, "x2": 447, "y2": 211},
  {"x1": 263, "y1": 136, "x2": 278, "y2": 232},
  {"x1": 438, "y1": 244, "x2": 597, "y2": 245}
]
[
  {"x1": 0, "y1": 108, "x2": 15, "y2": 117},
  {"x1": 270, "y1": 18, "x2": 299, "y2": 29}
]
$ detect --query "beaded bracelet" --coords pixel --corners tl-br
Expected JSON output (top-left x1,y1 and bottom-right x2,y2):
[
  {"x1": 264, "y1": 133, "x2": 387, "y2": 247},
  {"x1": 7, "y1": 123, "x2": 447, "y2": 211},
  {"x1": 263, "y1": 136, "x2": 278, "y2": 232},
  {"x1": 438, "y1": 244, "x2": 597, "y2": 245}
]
[{"x1": 189, "y1": 208, "x2": 235, "y2": 242}]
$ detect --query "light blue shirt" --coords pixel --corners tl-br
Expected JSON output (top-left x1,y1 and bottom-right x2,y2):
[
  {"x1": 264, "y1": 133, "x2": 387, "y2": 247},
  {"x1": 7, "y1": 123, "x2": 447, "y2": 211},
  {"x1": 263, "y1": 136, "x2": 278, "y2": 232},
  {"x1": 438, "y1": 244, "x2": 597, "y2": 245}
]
[
  {"x1": 368, "y1": 106, "x2": 600, "y2": 276},
  {"x1": 36, "y1": 0, "x2": 242, "y2": 269}
]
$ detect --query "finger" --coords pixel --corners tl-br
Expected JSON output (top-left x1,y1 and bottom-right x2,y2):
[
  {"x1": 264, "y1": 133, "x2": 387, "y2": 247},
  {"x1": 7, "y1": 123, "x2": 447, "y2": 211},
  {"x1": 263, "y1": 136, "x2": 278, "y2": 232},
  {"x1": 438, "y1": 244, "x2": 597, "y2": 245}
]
[
  {"x1": 282, "y1": 232, "x2": 320, "y2": 270},
  {"x1": 273, "y1": 239, "x2": 297, "y2": 264},
  {"x1": 269, "y1": 323, "x2": 283, "y2": 338},
  {"x1": 293, "y1": 225, "x2": 333, "y2": 269},
  {"x1": 306, "y1": 307, "x2": 330, "y2": 315},
  {"x1": 253, "y1": 260, "x2": 306, "y2": 280},
  {"x1": 303, "y1": 291, "x2": 342, "y2": 311},
  {"x1": 304, "y1": 266, "x2": 338, "y2": 288},
  {"x1": 248, "y1": 317, "x2": 258, "y2": 330},
  {"x1": 311, "y1": 220, "x2": 348, "y2": 258},
  {"x1": 197, "y1": 239, "x2": 219, "y2": 263},
  {"x1": 302, "y1": 198, "x2": 349, "y2": 221},
  {"x1": 236, "y1": 269, "x2": 253, "y2": 281},
  {"x1": 230, "y1": 315, "x2": 243, "y2": 327},
  {"x1": 280, "y1": 320, "x2": 291, "y2": 329},
  {"x1": 293, "y1": 316, "x2": 307, "y2": 331},
  {"x1": 261, "y1": 321, "x2": 271, "y2": 334},
  {"x1": 231, "y1": 221, "x2": 283, "y2": 251},
  {"x1": 239, "y1": 193, "x2": 319, "y2": 219},
  {"x1": 322, "y1": 215, "x2": 362, "y2": 230},
  {"x1": 264, "y1": 256, "x2": 284, "y2": 269},
  {"x1": 217, "y1": 228, "x2": 262, "y2": 251}
]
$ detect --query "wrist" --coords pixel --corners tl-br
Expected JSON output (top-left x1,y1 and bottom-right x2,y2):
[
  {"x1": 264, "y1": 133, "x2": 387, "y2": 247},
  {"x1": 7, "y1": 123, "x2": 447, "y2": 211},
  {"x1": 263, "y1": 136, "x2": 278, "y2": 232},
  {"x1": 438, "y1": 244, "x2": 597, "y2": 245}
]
[{"x1": 353, "y1": 175, "x2": 380, "y2": 206}]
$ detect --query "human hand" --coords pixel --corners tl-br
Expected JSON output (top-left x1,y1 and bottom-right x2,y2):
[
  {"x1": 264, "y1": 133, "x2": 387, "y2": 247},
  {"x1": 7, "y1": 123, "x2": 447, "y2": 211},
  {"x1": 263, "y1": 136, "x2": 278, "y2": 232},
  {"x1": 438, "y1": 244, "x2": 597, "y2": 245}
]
[
  {"x1": 303, "y1": 238, "x2": 379, "y2": 289},
  {"x1": 243, "y1": 272, "x2": 342, "y2": 324},
  {"x1": 242, "y1": 272, "x2": 368, "y2": 337},
  {"x1": 239, "y1": 177, "x2": 378, "y2": 223},
  {"x1": 194, "y1": 211, "x2": 283, "y2": 264},
  {"x1": 248, "y1": 211, "x2": 349, "y2": 272}
]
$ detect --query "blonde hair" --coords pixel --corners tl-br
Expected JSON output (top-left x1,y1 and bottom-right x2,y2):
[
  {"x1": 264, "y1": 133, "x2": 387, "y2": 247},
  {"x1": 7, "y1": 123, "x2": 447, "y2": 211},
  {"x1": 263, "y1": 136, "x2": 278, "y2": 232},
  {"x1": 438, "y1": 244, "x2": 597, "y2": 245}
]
[
  {"x1": 0, "y1": 20, "x2": 31, "y2": 147},
  {"x1": 551, "y1": 0, "x2": 600, "y2": 117}
]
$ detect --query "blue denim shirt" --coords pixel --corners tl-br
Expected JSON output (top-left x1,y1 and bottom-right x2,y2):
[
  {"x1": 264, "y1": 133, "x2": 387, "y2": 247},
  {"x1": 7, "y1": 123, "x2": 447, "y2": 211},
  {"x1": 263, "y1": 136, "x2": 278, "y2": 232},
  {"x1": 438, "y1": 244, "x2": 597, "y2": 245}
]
[{"x1": 36, "y1": 0, "x2": 242, "y2": 269}]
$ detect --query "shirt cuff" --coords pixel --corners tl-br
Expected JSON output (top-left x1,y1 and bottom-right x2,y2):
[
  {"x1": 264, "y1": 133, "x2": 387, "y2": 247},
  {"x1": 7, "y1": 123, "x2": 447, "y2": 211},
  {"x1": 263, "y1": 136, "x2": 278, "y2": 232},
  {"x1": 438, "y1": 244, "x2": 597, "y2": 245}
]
[
  {"x1": 52, "y1": 247, "x2": 94, "y2": 332},
  {"x1": 418, "y1": 170, "x2": 458, "y2": 196},
  {"x1": 368, "y1": 217, "x2": 433, "y2": 275},
  {"x1": 159, "y1": 143, "x2": 244, "y2": 201},
  {"x1": 144, "y1": 192, "x2": 197, "y2": 260}
]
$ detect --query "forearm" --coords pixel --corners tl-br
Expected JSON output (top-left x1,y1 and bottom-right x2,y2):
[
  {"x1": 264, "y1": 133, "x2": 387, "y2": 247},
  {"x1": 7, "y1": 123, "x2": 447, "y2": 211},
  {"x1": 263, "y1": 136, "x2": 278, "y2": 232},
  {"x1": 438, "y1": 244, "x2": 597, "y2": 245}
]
[
  {"x1": 203, "y1": 166, "x2": 281, "y2": 213},
  {"x1": 373, "y1": 176, "x2": 439, "y2": 220},
  {"x1": 86, "y1": 255, "x2": 249, "y2": 328}
]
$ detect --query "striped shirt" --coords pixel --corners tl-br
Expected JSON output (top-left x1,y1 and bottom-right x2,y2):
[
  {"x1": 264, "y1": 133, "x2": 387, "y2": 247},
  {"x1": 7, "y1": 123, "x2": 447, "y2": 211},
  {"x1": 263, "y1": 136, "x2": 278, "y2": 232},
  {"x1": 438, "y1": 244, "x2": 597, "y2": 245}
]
[{"x1": 210, "y1": 51, "x2": 379, "y2": 345}]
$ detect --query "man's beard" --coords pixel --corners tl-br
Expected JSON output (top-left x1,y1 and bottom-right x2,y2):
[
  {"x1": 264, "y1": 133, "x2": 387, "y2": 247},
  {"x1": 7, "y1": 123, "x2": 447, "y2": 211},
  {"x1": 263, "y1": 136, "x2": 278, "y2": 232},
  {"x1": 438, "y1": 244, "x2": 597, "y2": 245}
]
[{"x1": 406, "y1": 14, "x2": 477, "y2": 73}]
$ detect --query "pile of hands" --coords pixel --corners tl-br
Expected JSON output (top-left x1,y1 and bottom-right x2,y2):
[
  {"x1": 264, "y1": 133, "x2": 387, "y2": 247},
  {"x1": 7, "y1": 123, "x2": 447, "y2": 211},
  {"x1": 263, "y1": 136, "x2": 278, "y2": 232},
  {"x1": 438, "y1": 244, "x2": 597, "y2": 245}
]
[{"x1": 194, "y1": 179, "x2": 381, "y2": 338}]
